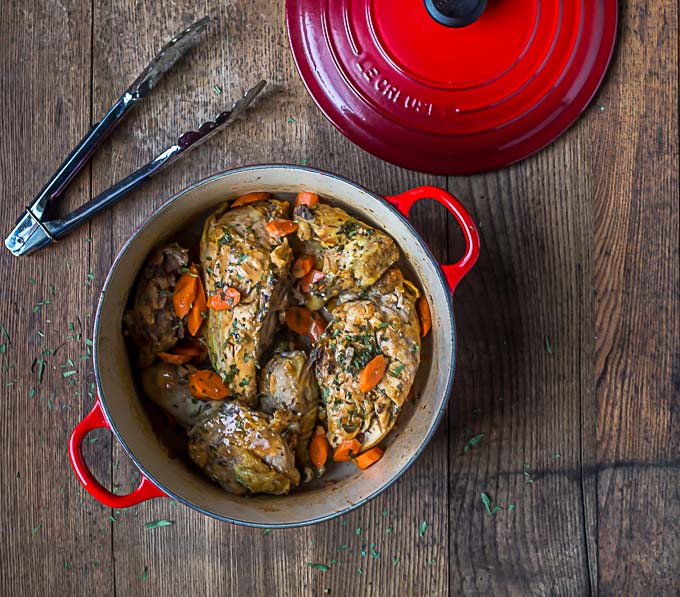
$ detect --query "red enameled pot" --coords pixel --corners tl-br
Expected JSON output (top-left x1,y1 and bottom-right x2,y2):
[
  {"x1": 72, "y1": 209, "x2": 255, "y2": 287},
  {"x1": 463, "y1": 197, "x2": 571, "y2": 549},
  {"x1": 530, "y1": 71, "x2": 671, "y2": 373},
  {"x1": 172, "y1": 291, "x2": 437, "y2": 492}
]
[{"x1": 69, "y1": 165, "x2": 480, "y2": 526}]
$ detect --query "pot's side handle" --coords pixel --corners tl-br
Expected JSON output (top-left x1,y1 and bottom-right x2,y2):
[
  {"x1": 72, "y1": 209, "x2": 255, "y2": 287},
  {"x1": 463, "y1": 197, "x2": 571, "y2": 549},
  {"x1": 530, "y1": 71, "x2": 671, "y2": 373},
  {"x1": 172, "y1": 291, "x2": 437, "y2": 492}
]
[
  {"x1": 385, "y1": 186, "x2": 480, "y2": 293},
  {"x1": 69, "y1": 400, "x2": 167, "y2": 508}
]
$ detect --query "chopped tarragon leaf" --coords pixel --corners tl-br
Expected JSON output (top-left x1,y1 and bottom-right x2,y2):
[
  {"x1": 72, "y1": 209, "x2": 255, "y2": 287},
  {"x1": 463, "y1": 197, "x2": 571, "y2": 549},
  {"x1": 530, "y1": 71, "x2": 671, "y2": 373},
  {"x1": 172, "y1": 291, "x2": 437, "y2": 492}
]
[
  {"x1": 287, "y1": 116, "x2": 296, "y2": 124},
  {"x1": 391, "y1": 364, "x2": 405, "y2": 376},
  {"x1": 385, "y1": 527, "x2": 393, "y2": 534},
  {"x1": 29, "y1": 277, "x2": 37, "y2": 285},
  {"x1": 31, "y1": 524, "x2": 41, "y2": 535},
  {"x1": 392, "y1": 556, "x2": 400, "y2": 567},
  {"x1": 261, "y1": 528, "x2": 271, "y2": 536},
  {"x1": 418, "y1": 521, "x2": 427, "y2": 537},
  {"x1": 481, "y1": 492, "x2": 492, "y2": 515},
  {"x1": 544, "y1": 336, "x2": 553, "y2": 355},
  {"x1": 109, "y1": 515, "x2": 117, "y2": 523},
  {"x1": 62, "y1": 371, "x2": 77, "y2": 378},
  {"x1": 508, "y1": 504, "x2": 516, "y2": 512},
  {"x1": 355, "y1": 527, "x2": 362, "y2": 535},
  {"x1": 491, "y1": 506, "x2": 503, "y2": 515},
  {"x1": 213, "y1": 84, "x2": 222, "y2": 94},
  {"x1": 336, "y1": 544, "x2": 350, "y2": 551},
  {"x1": 551, "y1": 453, "x2": 561, "y2": 459},
  {"x1": 142, "y1": 566, "x2": 148, "y2": 581},
  {"x1": 144, "y1": 519, "x2": 174, "y2": 530},
  {"x1": 307, "y1": 563, "x2": 329, "y2": 572},
  {"x1": 464, "y1": 433, "x2": 484, "y2": 453},
  {"x1": 370, "y1": 544, "x2": 381, "y2": 558}
]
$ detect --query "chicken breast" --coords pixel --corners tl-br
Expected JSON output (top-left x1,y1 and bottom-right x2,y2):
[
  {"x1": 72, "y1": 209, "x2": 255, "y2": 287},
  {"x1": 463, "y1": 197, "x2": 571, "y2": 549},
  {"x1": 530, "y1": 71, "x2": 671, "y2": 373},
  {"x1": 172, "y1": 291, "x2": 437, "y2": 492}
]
[
  {"x1": 123, "y1": 243, "x2": 189, "y2": 367},
  {"x1": 140, "y1": 362, "x2": 224, "y2": 429},
  {"x1": 258, "y1": 351, "x2": 320, "y2": 480},
  {"x1": 315, "y1": 268, "x2": 421, "y2": 450},
  {"x1": 188, "y1": 402, "x2": 301, "y2": 496},
  {"x1": 293, "y1": 202, "x2": 399, "y2": 300},
  {"x1": 200, "y1": 200, "x2": 294, "y2": 405}
]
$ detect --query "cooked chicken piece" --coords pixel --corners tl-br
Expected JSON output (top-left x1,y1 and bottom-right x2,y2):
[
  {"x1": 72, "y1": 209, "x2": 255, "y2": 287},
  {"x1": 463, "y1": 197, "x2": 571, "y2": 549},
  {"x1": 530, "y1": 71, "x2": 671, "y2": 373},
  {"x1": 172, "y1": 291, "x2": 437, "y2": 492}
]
[
  {"x1": 200, "y1": 200, "x2": 294, "y2": 405},
  {"x1": 123, "y1": 243, "x2": 189, "y2": 367},
  {"x1": 315, "y1": 268, "x2": 421, "y2": 450},
  {"x1": 188, "y1": 402, "x2": 300, "y2": 495},
  {"x1": 259, "y1": 351, "x2": 320, "y2": 481},
  {"x1": 293, "y1": 202, "x2": 399, "y2": 300},
  {"x1": 140, "y1": 362, "x2": 224, "y2": 429}
]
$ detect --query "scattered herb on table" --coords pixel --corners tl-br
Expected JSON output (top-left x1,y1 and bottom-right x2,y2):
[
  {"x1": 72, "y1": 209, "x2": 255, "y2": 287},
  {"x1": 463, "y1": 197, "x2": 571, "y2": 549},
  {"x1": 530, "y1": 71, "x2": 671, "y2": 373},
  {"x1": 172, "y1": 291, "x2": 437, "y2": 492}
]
[
  {"x1": 336, "y1": 544, "x2": 350, "y2": 551},
  {"x1": 464, "y1": 433, "x2": 484, "y2": 453},
  {"x1": 144, "y1": 519, "x2": 174, "y2": 530},
  {"x1": 551, "y1": 453, "x2": 561, "y2": 459},
  {"x1": 370, "y1": 544, "x2": 381, "y2": 558},
  {"x1": 261, "y1": 528, "x2": 271, "y2": 536},
  {"x1": 392, "y1": 556, "x2": 400, "y2": 567},
  {"x1": 213, "y1": 84, "x2": 222, "y2": 94},
  {"x1": 109, "y1": 515, "x2": 117, "y2": 523},
  {"x1": 31, "y1": 524, "x2": 41, "y2": 535},
  {"x1": 287, "y1": 116, "x2": 296, "y2": 124},
  {"x1": 544, "y1": 336, "x2": 553, "y2": 355},
  {"x1": 307, "y1": 563, "x2": 330, "y2": 572},
  {"x1": 142, "y1": 566, "x2": 148, "y2": 581},
  {"x1": 29, "y1": 277, "x2": 37, "y2": 285},
  {"x1": 355, "y1": 526, "x2": 362, "y2": 535},
  {"x1": 481, "y1": 492, "x2": 492, "y2": 515},
  {"x1": 508, "y1": 504, "x2": 516, "y2": 512},
  {"x1": 419, "y1": 520, "x2": 427, "y2": 537}
]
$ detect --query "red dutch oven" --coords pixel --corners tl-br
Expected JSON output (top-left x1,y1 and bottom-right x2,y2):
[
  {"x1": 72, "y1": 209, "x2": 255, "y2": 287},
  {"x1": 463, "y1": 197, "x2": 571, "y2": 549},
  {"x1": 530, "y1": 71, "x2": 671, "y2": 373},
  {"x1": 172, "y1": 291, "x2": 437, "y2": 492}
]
[{"x1": 69, "y1": 165, "x2": 479, "y2": 526}]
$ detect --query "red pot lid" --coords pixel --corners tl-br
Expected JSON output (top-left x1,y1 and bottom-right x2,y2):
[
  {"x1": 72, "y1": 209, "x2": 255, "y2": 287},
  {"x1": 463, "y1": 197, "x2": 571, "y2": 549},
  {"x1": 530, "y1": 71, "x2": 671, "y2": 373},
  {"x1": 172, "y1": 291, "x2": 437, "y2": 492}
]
[{"x1": 286, "y1": 0, "x2": 618, "y2": 174}]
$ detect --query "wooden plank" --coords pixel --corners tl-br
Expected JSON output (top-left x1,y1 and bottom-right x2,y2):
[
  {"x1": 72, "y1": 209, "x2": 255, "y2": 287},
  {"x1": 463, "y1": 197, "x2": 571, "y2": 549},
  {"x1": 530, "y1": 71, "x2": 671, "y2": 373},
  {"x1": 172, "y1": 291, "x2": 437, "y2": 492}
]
[
  {"x1": 0, "y1": 0, "x2": 115, "y2": 594},
  {"x1": 446, "y1": 133, "x2": 595, "y2": 594},
  {"x1": 90, "y1": 2, "x2": 451, "y2": 595},
  {"x1": 592, "y1": 2, "x2": 679, "y2": 594}
]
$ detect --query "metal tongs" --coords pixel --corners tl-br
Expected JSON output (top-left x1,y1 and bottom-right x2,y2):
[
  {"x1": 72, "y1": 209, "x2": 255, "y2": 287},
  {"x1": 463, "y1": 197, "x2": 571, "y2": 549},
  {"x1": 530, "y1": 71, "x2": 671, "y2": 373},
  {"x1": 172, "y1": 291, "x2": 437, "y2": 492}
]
[{"x1": 5, "y1": 16, "x2": 266, "y2": 257}]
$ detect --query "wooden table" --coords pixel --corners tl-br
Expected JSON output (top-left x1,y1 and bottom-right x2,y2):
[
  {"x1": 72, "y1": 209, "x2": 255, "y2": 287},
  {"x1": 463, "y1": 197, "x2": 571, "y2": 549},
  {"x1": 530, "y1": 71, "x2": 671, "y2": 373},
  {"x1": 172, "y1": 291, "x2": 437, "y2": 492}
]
[{"x1": 1, "y1": 2, "x2": 677, "y2": 595}]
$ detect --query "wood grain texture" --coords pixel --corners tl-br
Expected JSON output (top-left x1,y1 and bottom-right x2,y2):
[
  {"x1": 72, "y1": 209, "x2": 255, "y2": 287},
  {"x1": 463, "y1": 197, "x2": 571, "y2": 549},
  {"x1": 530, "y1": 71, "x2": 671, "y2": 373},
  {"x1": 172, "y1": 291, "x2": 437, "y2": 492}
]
[{"x1": 0, "y1": 0, "x2": 677, "y2": 596}]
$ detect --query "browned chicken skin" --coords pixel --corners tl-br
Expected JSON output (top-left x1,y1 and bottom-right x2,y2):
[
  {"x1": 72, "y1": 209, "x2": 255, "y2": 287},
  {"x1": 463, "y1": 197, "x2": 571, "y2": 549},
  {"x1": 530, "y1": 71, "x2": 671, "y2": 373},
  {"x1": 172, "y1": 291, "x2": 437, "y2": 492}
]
[
  {"x1": 315, "y1": 267, "x2": 421, "y2": 450},
  {"x1": 200, "y1": 200, "x2": 293, "y2": 405},
  {"x1": 123, "y1": 243, "x2": 189, "y2": 367}
]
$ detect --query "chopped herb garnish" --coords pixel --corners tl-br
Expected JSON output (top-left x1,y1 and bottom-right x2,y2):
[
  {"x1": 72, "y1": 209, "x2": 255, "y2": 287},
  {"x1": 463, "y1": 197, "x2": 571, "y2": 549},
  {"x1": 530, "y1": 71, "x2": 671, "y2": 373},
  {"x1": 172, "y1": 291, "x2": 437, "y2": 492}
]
[
  {"x1": 508, "y1": 504, "x2": 515, "y2": 512},
  {"x1": 391, "y1": 364, "x2": 405, "y2": 376},
  {"x1": 464, "y1": 433, "x2": 484, "y2": 453},
  {"x1": 551, "y1": 453, "x2": 561, "y2": 459},
  {"x1": 261, "y1": 528, "x2": 271, "y2": 536},
  {"x1": 370, "y1": 544, "x2": 381, "y2": 558},
  {"x1": 31, "y1": 524, "x2": 41, "y2": 535},
  {"x1": 142, "y1": 566, "x2": 148, "y2": 581},
  {"x1": 29, "y1": 277, "x2": 37, "y2": 285},
  {"x1": 392, "y1": 556, "x2": 400, "y2": 567},
  {"x1": 385, "y1": 527, "x2": 393, "y2": 533},
  {"x1": 544, "y1": 336, "x2": 553, "y2": 355},
  {"x1": 481, "y1": 492, "x2": 492, "y2": 515},
  {"x1": 62, "y1": 371, "x2": 77, "y2": 378},
  {"x1": 419, "y1": 520, "x2": 427, "y2": 537},
  {"x1": 355, "y1": 527, "x2": 362, "y2": 535},
  {"x1": 491, "y1": 506, "x2": 503, "y2": 515},
  {"x1": 307, "y1": 563, "x2": 329, "y2": 572},
  {"x1": 287, "y1": 116, "x2": 296, "y2": 124},
  {"x1": 144, "y1": 519, "x2": 174, "y2": 530},
  {"x1": 109, "y1": 515, "x2": 117, "y2": 523},
  {"x1": 213, "y1": 84, "x2": 222, "y2": 94},
  {"x1": 336, "y1": 544, "x2": 350, "y2": 551}
]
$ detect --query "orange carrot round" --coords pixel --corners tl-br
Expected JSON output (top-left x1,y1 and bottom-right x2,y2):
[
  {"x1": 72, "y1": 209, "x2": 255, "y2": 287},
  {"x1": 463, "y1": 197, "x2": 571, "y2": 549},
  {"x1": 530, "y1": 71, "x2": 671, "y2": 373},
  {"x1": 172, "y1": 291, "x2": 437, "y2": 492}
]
[
  {"x1": 292, "y1": 255, "x2": 315, "y2": 279},
  {"x1": 333, "y1": 439, "x2": 362, "y2": 462},
  {"x1": 172, "y1": 270, "x2": 198, "y2": 319},
  {"x1": 295, "y1": 191, "x2": 319, "y2": 208},
  {"x1": 418, "y1": 295, "x2": 432, "y2": 337},
  {"x1": 207, "y1": 287, "x2": 241, "y2": 310},
  {"x1": 187, "y1": 267, "x2": 206, "y2": 337},
  {"x1": 188, "y1": 369, "x2": 230, "y2": 400},
  {"x1": 265, "y1": 219, "x2": 298, "y2": 237},
  {"x1": 358, "y1": 354, "x2": 386, "y2": 392},
  {"x1": 353, "y1": 446, "x2": 384, "y2": 470},
  {"x1": 231, "y1": 192, "x2": 270, "y2": 207},
  {"x1": 309, "y1": 426, "x2": 330, "y2": 469},
  {"x1": 157, "y1": 352, "x2": 192, "y2": 365},
  {"x1": 299, "y1": 269, "x2": 325, "y2": 293}
]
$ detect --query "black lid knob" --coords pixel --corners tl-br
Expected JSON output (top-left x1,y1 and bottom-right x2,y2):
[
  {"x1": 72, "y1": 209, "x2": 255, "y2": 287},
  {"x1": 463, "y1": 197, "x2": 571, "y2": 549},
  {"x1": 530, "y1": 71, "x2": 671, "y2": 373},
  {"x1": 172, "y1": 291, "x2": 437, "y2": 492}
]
[{"x1": 424, "y1": 0, "x2": 487, "y2": 28}]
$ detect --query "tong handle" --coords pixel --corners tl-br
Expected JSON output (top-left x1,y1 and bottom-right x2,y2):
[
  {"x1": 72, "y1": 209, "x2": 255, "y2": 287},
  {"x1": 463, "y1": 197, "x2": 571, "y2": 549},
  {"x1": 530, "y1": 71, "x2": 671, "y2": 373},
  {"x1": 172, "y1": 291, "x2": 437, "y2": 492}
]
[
  {"x1": 48, "y1": 145, "x2": 180, "y2": 239},
  {"x1": 26, "y1": 94, "x2": 137, "y2": 222}
]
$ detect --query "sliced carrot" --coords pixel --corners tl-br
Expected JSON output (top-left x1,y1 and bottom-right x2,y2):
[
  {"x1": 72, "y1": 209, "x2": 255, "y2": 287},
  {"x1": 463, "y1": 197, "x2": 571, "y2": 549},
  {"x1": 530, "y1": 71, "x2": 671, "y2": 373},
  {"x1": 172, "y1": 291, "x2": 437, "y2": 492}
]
[
  {"x1": 299, "y1": 268, "x2": 325, "y2": 293},
  {"x1": 207, "y1": 287, "x2": 241, "y2": 310},
  {"x1": 231, "y1": 192, "x2": 270, "y2": 207},
  {"x1": 309, "y1": 426, "x2": 330, "y2": 469},
  {"x1": 285, "y1": 307, "x2": 326, "y2": 342},
  {"x1": 157, "y1": 351, "x2": 192, "y2": 365},
  {"x1": 265, "y1": 219, "x2": 298, "y2": 237},
  {"x1": 295, "y1": 191, "x2": 319, "y2": 208},
  {"x1": 417, "y1": 295, "x2": 431, "y2": 337},
  {"x1": 188, "y1": 369, "x2": 230, "y2": 400},
  {"x1": 285, "y1": 306, "x2": 314, "y2": 335},
  {"x1": 333, "y1": 439, "x2": 362, "y2": 462},
  {"x1": 358, "y1": 354, "x2": 386, "y2": 392},
  {"x1": 187, "y1": 267, "x2": 206, "y2": 336},
  {"x1": 292, "y1": 254, "x2": 315, "y2": 279},
  {"x1": 172, "y1": 270, "x2": 197, "y2": 319},
  {"x1": 309, "y1": 312, "x2": 327, "y2": 342},
  {"x1": 353, "y1": 446, "x2": 384, "y2": 470}
]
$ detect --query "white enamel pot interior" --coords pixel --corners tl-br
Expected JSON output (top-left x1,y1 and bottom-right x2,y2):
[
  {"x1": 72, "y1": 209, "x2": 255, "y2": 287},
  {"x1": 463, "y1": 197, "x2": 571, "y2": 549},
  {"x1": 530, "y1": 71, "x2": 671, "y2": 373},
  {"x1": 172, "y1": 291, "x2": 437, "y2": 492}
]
[{"x1": 70, "y1": 165, "x2": 479, "y2": 527}]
